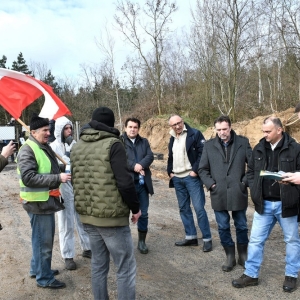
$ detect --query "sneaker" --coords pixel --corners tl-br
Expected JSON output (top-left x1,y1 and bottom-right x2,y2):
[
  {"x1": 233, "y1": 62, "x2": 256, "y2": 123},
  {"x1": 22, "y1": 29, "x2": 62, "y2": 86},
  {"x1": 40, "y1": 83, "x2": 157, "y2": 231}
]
[
  {"x1": 283, "y1": 276, "x2": 297, "y2": 293},
  {"x1": 82, "y1": 250, "x2": 92, "y2": 258},
  {"x1": 65, "y1": 258, "x2": 76, "y2": 270},
  {"x1": 232, "y1": 274, "x2": 258, "y2": 288}
]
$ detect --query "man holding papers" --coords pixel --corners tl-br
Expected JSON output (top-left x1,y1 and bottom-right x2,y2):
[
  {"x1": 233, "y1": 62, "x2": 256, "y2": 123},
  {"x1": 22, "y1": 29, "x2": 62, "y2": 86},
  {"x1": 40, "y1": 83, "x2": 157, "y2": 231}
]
[{"x1": 232, "y1": 117, "x2": 300, "y2": 293}]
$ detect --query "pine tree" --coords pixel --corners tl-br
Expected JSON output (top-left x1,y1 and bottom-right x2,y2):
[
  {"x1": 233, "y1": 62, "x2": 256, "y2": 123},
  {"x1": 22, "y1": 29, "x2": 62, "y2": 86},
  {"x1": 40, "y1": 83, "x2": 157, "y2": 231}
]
[
  {"x1": 11, "y1": 52, "x2": 32, "y2": 75},
  {"x1": 43, "y1": 70, "x2": 61, "y2": 96},
  {"x1": 0, "y1": 55, "x2": 7, "y2": 68}
]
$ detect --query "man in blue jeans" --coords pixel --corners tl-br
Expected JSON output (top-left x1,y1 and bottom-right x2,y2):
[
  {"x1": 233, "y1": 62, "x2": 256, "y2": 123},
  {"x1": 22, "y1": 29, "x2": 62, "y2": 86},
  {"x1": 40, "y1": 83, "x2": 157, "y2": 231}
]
[
  {"x1": 199, "y1": 115, "x2": 252, "y2": 272},
  {"x1": 17, "y1": 113, "x2": 71, "y2": 289},
  {"x1": 232, "y1": 117, "x2": 300, "y2": 293},
  {"x1": 167, "y1": 114, "x2": 212, "y2": 252},
  {"x1": 122, "y1": 117, "x2": 154, "y2": 254}
]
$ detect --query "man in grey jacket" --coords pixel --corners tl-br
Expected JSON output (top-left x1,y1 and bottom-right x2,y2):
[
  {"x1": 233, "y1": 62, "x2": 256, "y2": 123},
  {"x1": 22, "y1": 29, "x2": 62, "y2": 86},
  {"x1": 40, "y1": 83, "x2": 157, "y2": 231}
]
[
  {"x1": 199, "y1": 115, "x2": 252, "y2": 272},
  {"x1": 17, "y1": 113, "x2": 71, "y2": 289}
]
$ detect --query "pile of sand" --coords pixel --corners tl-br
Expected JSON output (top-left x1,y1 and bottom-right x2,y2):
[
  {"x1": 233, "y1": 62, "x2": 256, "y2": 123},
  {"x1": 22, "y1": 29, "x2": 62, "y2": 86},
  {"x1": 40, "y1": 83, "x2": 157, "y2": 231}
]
[{"x1": 139, "y1": 107, "x2": 300, "y2": 153}]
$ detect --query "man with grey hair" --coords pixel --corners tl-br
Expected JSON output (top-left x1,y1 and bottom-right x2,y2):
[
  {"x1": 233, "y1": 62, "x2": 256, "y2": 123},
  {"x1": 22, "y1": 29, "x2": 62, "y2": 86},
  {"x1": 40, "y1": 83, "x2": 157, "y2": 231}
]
[
  {"x1": 232, "y1": 117, "x2": 300, "y2": 293},
  {"x1": 167, "y1": 114, "x2": 212, "y2": 252}
]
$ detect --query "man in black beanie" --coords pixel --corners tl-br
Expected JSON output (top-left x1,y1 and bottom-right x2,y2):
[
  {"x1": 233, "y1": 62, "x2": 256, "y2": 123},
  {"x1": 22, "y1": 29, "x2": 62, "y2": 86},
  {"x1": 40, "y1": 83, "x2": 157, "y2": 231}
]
[
  {"x1": 17, "y1": 113, "x2": 71, "y2": 289},
  {"x1": 71, "y1": 107, "x2": 141, "y2": 299}
]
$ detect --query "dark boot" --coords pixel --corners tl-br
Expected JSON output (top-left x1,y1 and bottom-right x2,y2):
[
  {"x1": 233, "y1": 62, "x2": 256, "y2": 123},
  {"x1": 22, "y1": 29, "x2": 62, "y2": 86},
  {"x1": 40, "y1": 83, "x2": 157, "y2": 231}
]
[
  {"x1": 222, "y1": 245, "x2": 236, "y2": 272},
  {"x1": 138, "y1": 231, "x2": 148, "y2": 254},
  {"x1": 237, "y1": 243, "x2": 248, "y2": 267}
]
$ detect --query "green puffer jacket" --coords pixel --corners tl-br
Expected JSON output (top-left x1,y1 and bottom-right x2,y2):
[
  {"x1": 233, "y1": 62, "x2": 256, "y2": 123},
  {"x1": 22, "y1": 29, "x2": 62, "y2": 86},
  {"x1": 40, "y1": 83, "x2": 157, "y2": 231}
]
[{"x1": 71, "y1": 128, "x2": 130, "y2": 227}]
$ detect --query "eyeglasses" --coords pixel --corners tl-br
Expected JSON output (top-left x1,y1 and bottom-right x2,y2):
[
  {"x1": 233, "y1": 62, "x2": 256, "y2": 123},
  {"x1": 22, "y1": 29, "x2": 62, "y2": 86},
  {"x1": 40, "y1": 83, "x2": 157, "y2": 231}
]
[{"x1": 170, "y1": 121, "x2": 183, "y2": 128}]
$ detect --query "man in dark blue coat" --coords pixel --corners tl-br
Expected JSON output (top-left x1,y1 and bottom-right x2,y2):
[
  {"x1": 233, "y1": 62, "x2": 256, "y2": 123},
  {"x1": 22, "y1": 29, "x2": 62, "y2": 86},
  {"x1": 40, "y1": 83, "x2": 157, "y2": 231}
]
[
  {"x1": 122, "y1": 117, "x2": 154, "y2": 254},
  {"x1": 167, "y1": 114, "x2": 212, "y2": 252}
]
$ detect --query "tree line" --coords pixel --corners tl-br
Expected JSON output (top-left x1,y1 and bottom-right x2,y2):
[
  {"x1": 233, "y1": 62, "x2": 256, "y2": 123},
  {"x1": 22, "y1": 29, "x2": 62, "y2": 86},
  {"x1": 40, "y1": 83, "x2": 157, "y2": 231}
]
[{"x1": 1, "y1": 0, "x2": 300, "y2": 127}]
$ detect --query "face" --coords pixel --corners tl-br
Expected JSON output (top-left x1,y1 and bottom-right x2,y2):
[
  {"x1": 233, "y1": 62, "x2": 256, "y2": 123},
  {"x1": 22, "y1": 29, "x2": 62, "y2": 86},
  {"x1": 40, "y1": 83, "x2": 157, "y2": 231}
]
[
  {"x1": 63, "y1": 124, "x2": 72, "y2": 139},
  {"x1": 32, "y1": 126, "x2": 50, "y2": 144},
  {"x1": 169, "y1": 116, "x2": 184, "y2": 135},
  {"x1": 125, "y1": 121, "x2": 139, "y2": 139},
  {"x1": 215, "y1": 121, "x2": 231, "y2": 142},
  {"x1": 262, "y1": 120, "x2": 283, "y2": 144}
]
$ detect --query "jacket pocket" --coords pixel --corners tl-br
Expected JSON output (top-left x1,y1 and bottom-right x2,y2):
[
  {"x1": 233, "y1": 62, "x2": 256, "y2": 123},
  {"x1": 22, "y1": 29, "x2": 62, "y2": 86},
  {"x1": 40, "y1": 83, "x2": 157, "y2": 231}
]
[
  {"x1": 280, "y1": 157, "x2": 294, "y2": 171},
  {"x1": 254, "y1": 156, "x2": 264, "y2": 171}
]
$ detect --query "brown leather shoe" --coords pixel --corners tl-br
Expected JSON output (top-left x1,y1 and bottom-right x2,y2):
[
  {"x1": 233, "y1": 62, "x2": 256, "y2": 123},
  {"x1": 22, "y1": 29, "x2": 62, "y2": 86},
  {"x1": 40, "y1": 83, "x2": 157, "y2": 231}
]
[
  {"x1": 232, "y1": 274, "x2": 258, "y2": 288},
  {"x1": 283, "y1": 276, "x2": 297, "y2": 293},
  {"x1": 175, "y1": 239, "x2": 198, "y2": 246}
]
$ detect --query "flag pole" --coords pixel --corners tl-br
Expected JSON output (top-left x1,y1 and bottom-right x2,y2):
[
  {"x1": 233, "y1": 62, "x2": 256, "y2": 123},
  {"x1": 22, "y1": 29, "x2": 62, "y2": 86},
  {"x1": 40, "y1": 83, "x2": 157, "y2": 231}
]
[{"x1": 17, "y1": 118, "x2": 67, "y2": 165}]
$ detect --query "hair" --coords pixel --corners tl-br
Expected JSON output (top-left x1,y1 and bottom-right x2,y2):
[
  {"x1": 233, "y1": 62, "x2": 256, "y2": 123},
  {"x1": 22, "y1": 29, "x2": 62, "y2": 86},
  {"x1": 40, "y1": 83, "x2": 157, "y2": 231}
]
[
  {"x1": 168, "y1": 114, "x2": 182, "y2": 123},
  {"x1": 125, "y1": 117, "x2": 141, "y2": 128},
  {"x1": 263, "y1": 116, "x2": 283, "y2": 128},
  {"x1": 295, "y1": 103, "x2": 300, "y2": 113},
  {"x1": 214, "y1": 115, "x2": 231, "y2": 127}
]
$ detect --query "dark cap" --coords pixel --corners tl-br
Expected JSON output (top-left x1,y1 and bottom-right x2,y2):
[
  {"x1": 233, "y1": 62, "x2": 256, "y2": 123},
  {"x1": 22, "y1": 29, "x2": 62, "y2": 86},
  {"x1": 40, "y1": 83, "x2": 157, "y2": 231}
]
[
  {"x1": 30, "y1": 113, "x2": 49, "y2": 130},
  {"x1": 91, "y1": 107, "x2": 115, "y2": 127}
]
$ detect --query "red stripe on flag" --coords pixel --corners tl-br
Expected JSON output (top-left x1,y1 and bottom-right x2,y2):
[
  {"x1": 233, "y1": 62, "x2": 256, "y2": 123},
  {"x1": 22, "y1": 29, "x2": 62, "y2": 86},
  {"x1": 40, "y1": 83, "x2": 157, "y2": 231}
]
[{"x1": 0, "y1": 77, "x2": 43, "y2": 119}]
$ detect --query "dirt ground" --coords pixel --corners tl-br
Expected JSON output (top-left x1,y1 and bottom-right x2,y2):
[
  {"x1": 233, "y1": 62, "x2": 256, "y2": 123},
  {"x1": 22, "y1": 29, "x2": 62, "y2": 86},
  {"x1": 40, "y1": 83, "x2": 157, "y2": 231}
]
[{"x1": 0, "y1": 161, "x2": 300, "y2": 300}]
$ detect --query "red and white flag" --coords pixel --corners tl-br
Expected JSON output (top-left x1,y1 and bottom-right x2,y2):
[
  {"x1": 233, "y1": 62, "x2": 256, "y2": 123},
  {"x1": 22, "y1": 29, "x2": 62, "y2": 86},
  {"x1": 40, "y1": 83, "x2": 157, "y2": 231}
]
[{"x1": 0, "y1": 68, "x2": 71, "y2": 120}]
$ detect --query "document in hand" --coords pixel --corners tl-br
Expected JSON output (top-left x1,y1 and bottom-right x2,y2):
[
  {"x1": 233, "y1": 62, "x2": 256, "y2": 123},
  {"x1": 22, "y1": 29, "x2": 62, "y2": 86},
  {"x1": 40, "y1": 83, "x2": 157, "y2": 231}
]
[{"x1": 259, "y1": 170, "x2": 286, "y2": 181}]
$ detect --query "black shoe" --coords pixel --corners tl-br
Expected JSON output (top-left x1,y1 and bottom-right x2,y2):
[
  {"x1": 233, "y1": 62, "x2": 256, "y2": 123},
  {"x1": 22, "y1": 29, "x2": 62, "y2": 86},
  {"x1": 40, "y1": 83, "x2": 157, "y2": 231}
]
[
  {"x1": 232, "y1": 274, "x2": 258, "y2": 288},
  {"x1": 65, "y1": 258, "x2": 76, "y2": 270},
  {"x1": 82, "y1": 250, "x2": 92, "y2": 258},
  {"x1": 37, "y1": 279, "x2": 66, "y2": 289},
  {"x1": 175, "y1": 239, "x2": 198, "y2": 246},
  {"x1": 30, "y1": 269, "x2": 59, "y2": 278},
  {"x1": 283, "y1": 276, "x2": 297, "y2": 293},
  {"x1": 203, "y1": 240, "x2": 213, "y2": 252}
]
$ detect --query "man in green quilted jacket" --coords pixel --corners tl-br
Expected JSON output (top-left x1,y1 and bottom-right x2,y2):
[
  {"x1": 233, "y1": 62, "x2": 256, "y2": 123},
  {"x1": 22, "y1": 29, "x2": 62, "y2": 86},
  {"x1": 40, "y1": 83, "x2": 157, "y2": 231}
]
[{"x1": 71, "y1": 106, "x2": 141, "y2": 300}]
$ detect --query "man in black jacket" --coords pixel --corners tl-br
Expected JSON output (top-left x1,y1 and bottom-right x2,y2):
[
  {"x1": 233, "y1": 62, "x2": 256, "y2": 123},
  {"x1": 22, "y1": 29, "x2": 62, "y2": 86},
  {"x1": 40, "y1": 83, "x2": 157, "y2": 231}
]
[
  {"x1": 167, "y1": 114, "x2": 212, "y2": 252},
  {"x1": 122, "y1": 117, "x2": 154, "y2": 254},
  {"x1": 232, "y1": 117, "x2": 300, "y2": 293}
]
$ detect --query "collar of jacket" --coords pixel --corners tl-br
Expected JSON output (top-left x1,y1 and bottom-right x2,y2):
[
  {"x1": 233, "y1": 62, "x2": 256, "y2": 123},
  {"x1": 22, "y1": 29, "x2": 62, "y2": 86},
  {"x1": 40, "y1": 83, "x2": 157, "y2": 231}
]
[{"x1": 257, "y1": 132, "x2": 291, "y2": 152}]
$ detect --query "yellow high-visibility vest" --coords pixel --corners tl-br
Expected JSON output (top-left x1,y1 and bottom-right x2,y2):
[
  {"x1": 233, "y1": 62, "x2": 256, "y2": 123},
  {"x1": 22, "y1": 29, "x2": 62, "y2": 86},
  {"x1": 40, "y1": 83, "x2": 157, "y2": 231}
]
[{"x1": 18, "y1": 139, "x2": 51, "y2": 201}]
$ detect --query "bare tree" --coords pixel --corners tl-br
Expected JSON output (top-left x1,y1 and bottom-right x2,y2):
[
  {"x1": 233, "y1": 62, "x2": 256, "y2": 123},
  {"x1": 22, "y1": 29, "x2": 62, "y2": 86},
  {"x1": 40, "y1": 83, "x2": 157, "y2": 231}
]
[{"x1": 114, "y1": 0, "x2": 177, "y2": 115}]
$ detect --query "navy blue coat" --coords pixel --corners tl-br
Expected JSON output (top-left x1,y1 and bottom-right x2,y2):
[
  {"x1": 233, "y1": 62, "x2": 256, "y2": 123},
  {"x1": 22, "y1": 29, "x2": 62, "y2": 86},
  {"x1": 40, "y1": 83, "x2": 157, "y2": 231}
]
[
  {"x1": 167, "y1": 123, "x2": 205, "y2": 178},
  {"x1": 122, "y1": 133, "x2": 154, "y2": 195}
]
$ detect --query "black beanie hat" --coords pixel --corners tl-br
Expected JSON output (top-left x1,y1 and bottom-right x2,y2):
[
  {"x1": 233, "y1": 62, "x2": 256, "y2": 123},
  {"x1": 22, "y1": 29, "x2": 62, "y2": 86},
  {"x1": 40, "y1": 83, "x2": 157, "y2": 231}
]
[
  {"x1": 30, "y1": 113, "x2": 49, "y2": 130},
  {"x1": 91, "y1": 107, "x2": 115, "y2": 127}
]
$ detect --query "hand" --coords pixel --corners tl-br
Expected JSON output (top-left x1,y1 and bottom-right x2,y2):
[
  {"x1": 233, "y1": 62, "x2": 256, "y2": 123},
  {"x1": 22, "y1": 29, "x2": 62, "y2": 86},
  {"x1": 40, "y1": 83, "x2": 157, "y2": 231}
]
[
  {"x1": 131, "y1": 210, "x2": 141, "y2": 224},
  {"x1": 60, "y1": 173, "x2": 71, "y2": 183},
  {"x1": 189, "y1": 171, "x2": 198, "y2": 177},
  {"x1": 282, "y1": 172, "x2": 300, "y2": 185},
  {"x1": 1, "y1": 141, "x2": 16, "y2": 158},
  {"x1": 170, "y1": 173, "x2": 174, "y2": 179},
  {"x1": 134, "y1": 163, "x2": 143, "y2": 173}
]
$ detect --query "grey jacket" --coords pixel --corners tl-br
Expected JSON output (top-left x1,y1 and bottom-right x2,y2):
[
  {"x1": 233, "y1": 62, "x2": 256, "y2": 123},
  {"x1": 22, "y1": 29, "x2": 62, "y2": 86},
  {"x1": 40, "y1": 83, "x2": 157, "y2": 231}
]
[
  {"x1": 17, "y1": 135, "x2": 64, "y2": 214},
  {"x1": 199, "y1": 130, "x2": 252, "y2": 211}
]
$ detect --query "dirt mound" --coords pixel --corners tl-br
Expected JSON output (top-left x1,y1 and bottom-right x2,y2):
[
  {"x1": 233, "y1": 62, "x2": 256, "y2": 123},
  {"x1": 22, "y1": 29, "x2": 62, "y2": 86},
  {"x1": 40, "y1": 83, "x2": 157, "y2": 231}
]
[{"x1": 140, "y1": 108, "x2": 300, "y2": 153}]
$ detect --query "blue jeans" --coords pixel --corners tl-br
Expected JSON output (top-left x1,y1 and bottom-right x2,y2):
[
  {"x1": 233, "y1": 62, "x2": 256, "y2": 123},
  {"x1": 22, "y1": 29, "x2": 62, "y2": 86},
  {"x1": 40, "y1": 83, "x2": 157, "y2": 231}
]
[
  {"x1": 214, "y1": 209, "x2": 248, "y2": 247},
  {"x1": 28, "y1": 212, "x2": 56, "y2": 286},
  {"x1": 135, "y1": 182, "x2": 149, "y2": 232},
  {"x1": 172, "y1": 175, "x2": 211, "y2": 241},
  {"x1": 245, "y1": 200, "x2": 300, "y2": 278},
  {"x1": 83, "y1": 224, "x2": 136, "y2": 300}
]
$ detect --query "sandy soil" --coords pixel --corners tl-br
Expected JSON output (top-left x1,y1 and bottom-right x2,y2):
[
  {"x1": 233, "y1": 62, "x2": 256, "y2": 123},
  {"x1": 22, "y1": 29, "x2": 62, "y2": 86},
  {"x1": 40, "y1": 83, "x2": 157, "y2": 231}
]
[{"x1": 0, "y1": 161, "x2": 300, "y2": 300}]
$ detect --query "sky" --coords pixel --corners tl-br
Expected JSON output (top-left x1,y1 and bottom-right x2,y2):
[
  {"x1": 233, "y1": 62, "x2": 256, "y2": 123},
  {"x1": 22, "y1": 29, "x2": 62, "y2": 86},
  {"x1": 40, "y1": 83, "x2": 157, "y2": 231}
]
[{"x1": 0, "y1": 0, "x2": 194, "y2": 82}]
